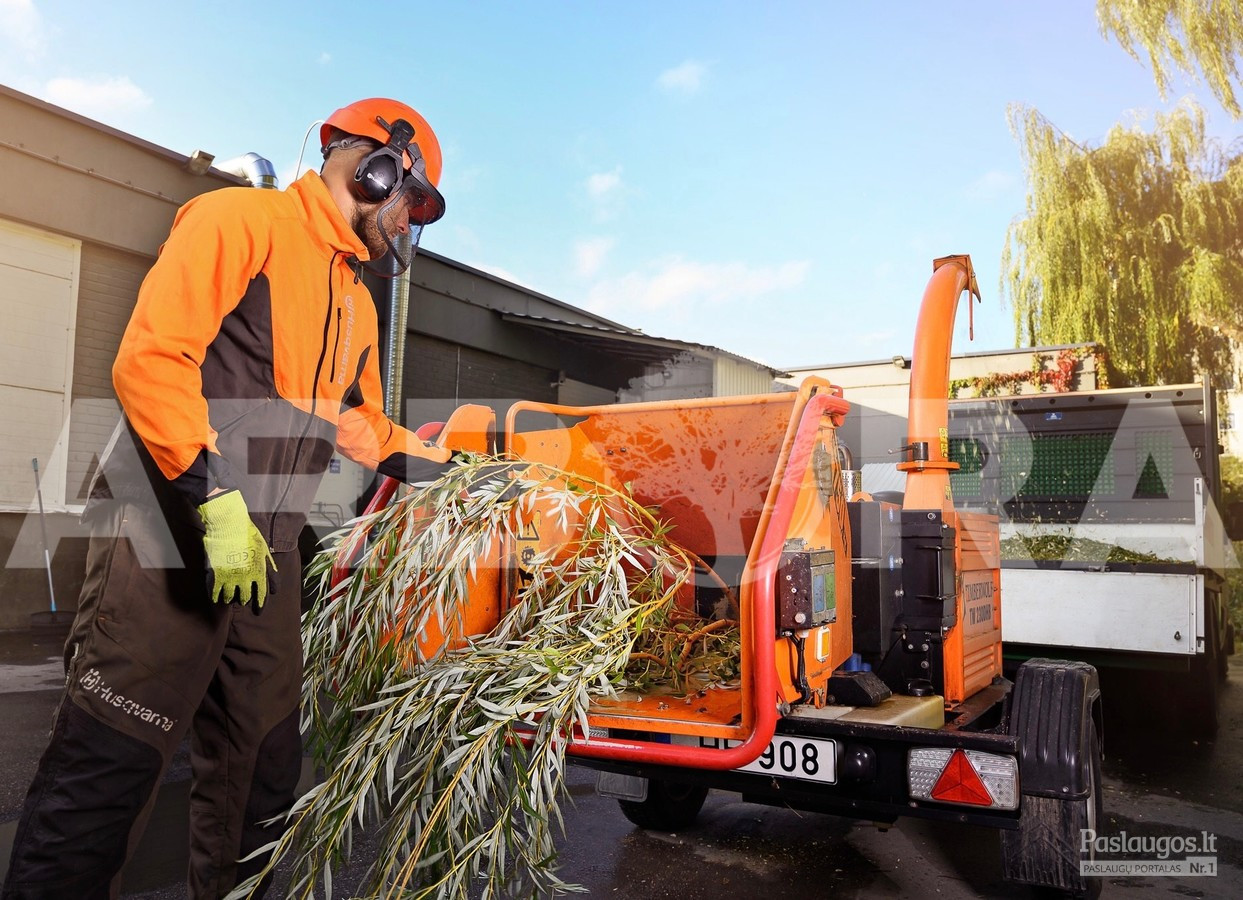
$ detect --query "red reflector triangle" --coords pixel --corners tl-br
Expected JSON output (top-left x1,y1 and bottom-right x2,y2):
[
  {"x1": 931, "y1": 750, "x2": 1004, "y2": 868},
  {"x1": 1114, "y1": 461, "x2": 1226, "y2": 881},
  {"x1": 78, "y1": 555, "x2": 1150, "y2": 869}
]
[{"x1": 930, "y1": 749, "x2": 993, "y2": 806}]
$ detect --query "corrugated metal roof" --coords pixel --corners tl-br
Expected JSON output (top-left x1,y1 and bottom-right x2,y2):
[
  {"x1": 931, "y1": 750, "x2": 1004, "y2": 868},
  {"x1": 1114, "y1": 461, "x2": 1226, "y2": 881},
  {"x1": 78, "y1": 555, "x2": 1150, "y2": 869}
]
[
  {"x1": 416, "y1": 249, "x2": 639, "y2": 333},
  {"x1": 500, "y1": 312, "x2": 789, "y2": 377}
]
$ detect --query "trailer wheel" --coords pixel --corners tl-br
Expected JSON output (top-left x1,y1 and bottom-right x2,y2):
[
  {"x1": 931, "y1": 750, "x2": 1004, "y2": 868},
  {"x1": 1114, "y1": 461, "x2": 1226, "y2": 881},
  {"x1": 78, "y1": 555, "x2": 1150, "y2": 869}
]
[
  {"x1": 1182, "y1": 647, "x2": 1220, "y2": 737},
  {"x1": 1002, "y1": 659, "x2": 1103, "y2": 899},
  {"x1": 1215, "y1": 613, "x2": 1230, "y2": 682},
  {"x1": 1178, "y1": 611, "x2": 1222, "y2": 737},
  {"x1": 617, "y1": 779, "x2": 708, "y2": 831},
  {"x1": 1002, "y1": 718, "x2": 1103, "y2": 899}
]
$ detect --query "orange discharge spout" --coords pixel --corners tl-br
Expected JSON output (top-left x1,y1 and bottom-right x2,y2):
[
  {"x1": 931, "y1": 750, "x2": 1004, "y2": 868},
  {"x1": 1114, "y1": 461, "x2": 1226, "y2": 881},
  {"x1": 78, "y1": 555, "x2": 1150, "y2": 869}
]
[{"x1": 899, "y1": 255, "x2": 980, "y2": 514}]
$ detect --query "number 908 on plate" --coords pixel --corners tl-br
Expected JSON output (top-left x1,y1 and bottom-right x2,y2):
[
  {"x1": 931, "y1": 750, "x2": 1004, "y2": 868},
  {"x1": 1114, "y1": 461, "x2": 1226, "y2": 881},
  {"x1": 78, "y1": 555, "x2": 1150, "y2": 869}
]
[{"x1": 672, "y1": 734, "x2": 838, "y2": 784}]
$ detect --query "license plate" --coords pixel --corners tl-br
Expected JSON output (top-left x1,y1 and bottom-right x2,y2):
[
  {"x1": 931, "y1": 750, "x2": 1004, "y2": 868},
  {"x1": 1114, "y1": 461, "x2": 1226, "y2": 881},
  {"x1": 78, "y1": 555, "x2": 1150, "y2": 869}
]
[{"x1": 673, "y1": 733, "x2": 837, "y2": 784}]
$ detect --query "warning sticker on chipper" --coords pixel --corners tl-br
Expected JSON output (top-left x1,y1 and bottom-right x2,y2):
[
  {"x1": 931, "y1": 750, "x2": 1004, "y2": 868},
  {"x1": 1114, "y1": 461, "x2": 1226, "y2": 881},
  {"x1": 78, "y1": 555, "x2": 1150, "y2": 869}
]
[
  {"x1": 963, "y1": 571, "x2": 997, "y2": 637},
  {"x1": 516, "y1": 511, "x2": 542, "y2": 570}
]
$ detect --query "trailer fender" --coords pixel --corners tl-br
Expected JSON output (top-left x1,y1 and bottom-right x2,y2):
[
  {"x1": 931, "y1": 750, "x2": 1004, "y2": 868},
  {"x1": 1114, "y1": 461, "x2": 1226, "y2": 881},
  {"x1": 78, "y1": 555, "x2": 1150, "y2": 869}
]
[{"x1": 1008, "y1": 658, "x2": 1102, "y2": 800}]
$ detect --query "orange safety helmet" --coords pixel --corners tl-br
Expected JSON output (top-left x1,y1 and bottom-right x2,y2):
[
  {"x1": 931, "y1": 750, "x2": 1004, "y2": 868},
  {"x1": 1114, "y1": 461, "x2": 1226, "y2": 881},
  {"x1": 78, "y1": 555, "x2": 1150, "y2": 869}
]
[{"x1": 320, "y1": 97, "x2": 443, "y2": 189}]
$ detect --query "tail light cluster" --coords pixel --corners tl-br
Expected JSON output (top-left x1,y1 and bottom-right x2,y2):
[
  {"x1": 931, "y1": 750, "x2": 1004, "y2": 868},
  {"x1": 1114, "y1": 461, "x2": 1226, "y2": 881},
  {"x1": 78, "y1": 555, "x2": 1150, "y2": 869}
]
[{"x1": 908, "y1": 747, "x2": 1018, "y2": 810}]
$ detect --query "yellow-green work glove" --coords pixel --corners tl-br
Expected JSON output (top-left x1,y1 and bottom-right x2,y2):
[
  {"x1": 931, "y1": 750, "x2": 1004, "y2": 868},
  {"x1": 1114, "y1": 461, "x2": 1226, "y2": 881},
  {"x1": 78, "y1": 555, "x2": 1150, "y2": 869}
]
[{"x1": 198, "y1": 489, "x2": 277, "y2": 607}]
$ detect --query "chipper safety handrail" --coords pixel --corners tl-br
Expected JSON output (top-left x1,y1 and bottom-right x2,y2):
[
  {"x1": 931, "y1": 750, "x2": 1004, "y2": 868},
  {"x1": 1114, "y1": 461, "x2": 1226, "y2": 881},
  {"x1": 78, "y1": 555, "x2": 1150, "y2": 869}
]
[
  {"x1": 328, "y1": 392, "x2": 840, "y2": 770},
  {"x1": 559, "y1": 388, "x2": 841, "y2": 769}
]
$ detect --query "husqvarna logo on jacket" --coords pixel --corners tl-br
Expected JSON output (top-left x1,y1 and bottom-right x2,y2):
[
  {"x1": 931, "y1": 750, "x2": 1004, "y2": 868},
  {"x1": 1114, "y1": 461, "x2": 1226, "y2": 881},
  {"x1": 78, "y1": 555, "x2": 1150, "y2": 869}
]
[{"x1": 337, "y1": 294, "x2": 356, "y2": 386}]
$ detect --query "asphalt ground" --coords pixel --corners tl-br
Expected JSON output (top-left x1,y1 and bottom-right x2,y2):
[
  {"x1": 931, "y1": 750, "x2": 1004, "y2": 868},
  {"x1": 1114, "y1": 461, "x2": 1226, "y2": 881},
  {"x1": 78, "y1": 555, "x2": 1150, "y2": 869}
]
[{"x1": 0, "y1": 627, "x2": 1238, "y2": 898}]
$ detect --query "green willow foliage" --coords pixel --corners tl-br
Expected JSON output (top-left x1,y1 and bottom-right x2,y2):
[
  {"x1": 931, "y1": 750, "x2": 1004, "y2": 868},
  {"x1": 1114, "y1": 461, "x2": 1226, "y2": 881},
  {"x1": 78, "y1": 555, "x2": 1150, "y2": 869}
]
[
  {"x1": 1002, "y1": 100, "x2": 1243, "y2": 386},
  {"x1": 228, "y1": 457, "x2": 702, "y2": 899},
  {"x1": 1097, "y1": 0, "x2": 1243, "y2": 119}
]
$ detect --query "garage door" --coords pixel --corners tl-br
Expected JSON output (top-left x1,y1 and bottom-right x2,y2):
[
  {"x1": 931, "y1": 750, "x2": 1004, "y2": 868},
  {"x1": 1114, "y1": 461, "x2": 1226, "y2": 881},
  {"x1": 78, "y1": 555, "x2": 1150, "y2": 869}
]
[{"x1": 0, "y1": 218, "x2": 79, "y2": 509}]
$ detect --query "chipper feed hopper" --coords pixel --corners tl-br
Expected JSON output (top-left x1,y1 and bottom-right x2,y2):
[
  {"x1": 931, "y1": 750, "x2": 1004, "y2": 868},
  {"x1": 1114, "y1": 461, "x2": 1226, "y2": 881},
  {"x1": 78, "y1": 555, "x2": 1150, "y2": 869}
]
[{"x1": 348, "y1": 255, "x2": 1105, "y2": 896}]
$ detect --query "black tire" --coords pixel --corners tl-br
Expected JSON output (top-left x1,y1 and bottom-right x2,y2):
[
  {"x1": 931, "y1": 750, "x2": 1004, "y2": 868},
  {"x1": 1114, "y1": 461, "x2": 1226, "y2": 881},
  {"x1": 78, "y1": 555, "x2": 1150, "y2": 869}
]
[
  {"x1": 1182, "y1": 650, "x2": 1220, "y2": 737},
  {"x1": 617, "y1": 779, "x2": 709, "y2": 831},
  {"x1": 1075, "y1": 719, "x2": 1105, "y2": 899},
  {"x1": 1002, "y1": 718, "x2": 1103, "y2": 899},
  {"x1": 1002, "y1": 658, "x2": 1104, "y2": 899},
  {"x1": 1181, "y1": 613, "x2": 1221, "y2": 737},
  {"x1": 1216, "y1": 618, "x2": 1231, "y2": 682}
]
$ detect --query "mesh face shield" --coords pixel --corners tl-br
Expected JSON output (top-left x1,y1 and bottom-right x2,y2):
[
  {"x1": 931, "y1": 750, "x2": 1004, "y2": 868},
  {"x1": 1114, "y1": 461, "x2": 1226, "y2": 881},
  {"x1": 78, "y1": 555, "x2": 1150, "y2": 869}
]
[
  {"x1": 338, "y1": 115, "x2": 445, "y2": 279},
  {"x1": 364, "y1": 167, "x2": 445, "y2": 278}
]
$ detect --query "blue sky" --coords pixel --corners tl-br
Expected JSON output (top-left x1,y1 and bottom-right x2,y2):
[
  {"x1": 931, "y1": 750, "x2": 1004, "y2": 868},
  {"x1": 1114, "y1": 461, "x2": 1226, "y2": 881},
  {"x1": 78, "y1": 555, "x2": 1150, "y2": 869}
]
[{"x1": 1, "y1": 1, "x2": 1237, "y2": 370}]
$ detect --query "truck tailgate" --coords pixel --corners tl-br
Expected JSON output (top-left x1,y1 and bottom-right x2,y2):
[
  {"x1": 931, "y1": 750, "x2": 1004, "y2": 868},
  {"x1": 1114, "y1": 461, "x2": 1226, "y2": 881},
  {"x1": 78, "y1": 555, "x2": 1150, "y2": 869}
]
[{"x1": 1000, "y1": 567, "x2": 1199, "y2": 654}]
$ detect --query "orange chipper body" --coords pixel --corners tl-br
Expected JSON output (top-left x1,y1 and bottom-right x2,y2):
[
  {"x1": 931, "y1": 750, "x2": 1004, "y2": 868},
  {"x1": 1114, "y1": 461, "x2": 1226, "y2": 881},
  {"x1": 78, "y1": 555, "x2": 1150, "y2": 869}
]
[{"x1": 334, "y1": 254, "x2": 1003, "y2": 767}]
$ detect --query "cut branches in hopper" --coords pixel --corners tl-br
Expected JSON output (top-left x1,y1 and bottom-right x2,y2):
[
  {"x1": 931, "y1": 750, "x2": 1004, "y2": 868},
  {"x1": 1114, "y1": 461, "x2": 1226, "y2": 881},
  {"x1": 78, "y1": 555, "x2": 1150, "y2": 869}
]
[{"x1": 230, "y1": 453, "x2": 739, "y2": 899}]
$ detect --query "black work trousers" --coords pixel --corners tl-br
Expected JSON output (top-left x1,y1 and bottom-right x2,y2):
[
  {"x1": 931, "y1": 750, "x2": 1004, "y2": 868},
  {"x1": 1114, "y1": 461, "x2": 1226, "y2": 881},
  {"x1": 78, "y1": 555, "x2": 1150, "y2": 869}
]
[{"x1": 2, "y1": 501, "x2": 303, "y2": 899}]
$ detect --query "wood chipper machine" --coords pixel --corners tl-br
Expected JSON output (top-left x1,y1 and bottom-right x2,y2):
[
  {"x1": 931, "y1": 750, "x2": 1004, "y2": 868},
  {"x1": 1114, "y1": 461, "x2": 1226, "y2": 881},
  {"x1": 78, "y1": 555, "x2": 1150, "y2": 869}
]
[{"x1": 346, "y1": 255, "x2": 1105, "y2": 897}]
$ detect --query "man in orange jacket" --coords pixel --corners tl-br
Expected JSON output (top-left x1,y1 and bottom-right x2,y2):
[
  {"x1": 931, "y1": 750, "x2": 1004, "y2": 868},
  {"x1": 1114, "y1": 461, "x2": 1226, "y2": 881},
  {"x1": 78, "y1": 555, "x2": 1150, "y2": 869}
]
[{"x1": 3, "y1": 98, "x2": 452, "y2": 898}]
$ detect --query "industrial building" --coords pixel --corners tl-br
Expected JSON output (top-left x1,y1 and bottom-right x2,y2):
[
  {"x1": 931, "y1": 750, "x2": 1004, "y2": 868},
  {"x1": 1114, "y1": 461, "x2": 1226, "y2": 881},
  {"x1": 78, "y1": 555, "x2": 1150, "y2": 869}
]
[{"x1": 0, "y1": 84, "x2": 782, "y2": 630}]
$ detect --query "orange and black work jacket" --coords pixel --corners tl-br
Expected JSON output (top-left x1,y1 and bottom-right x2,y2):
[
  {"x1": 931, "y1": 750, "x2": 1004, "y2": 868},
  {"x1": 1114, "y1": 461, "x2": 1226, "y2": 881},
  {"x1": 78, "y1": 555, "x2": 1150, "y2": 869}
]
[{"x1": 100, "y1": 170, "x2": 450, "y2": 552}]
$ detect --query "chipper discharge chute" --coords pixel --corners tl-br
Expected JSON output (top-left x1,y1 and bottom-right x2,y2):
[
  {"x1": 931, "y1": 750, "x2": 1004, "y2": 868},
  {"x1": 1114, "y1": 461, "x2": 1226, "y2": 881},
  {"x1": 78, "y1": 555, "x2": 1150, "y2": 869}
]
[{"x1": 334, "y1": 254, "x2": 1106, "y2": 897}]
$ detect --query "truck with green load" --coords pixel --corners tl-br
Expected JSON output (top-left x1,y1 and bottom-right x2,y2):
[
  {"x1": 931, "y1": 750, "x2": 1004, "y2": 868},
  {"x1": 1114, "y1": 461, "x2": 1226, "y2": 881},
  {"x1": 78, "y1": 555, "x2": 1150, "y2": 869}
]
[{"x1": 948, "y1": 381, "x2": 1236, "y2": 733}]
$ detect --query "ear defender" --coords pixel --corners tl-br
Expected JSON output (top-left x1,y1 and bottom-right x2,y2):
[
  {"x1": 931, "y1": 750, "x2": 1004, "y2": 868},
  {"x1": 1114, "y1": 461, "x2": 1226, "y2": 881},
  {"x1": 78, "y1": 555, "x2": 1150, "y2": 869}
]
[{"x1": 351, "y1": 117, "x2": 418, "y2": 203}]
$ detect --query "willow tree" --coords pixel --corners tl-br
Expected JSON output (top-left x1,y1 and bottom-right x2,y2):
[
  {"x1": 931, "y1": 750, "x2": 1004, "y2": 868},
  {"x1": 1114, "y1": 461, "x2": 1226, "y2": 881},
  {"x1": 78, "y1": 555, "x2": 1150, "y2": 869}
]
[
  {"x1": 1002, "y1": 100, "x2": 1243, "y2": 385},
  {"x1": 1097, "y1": 0, "x2": 1243, "y2": 119}
]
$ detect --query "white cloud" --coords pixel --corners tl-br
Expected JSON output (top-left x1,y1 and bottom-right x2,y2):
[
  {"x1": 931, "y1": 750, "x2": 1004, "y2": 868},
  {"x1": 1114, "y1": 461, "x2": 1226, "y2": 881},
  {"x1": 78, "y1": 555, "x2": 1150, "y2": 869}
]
[
  {"x1": 966, "y1": 169, "x2": 1017, "y2": 201},
  {"x1": 468, "y1": 262, "x2": 539, "y2": 292},
  {"x1": 857, "y1": 330, "x2": 897, "y2": 347},
  {"x1": 318, "y1": 52, "x2": 332, "y2": 65},
  {"x1": 586, "y1": 257, "x2": 810, "y2": 319},
  {"x1": 448, "y1": 224, "x2": 481, "y2": 255},
  {"x1": 584, "y1": 167, "x2": 624, "y2": 222},
  {"x1": 42, "y1": 75, "x2": 152, "y2": 120},
  {"x1": 278, "y1": 162, "x2": 301, "y2": 188},
  {"x1": 574, "y1": 237, "x2": 614, "y2": 277},
  {"x1": 657, "y1": 60, "x2": 707, "y2": 96},
  {"x1": 586, "y1": 167, "x2": 622, "y2": 199},
  {"x1": 0, "y1": 0, "x2": 45, "y2": 59},
  {"x1": 441, "y1": 161, "x2": 482, "y2": 193}
]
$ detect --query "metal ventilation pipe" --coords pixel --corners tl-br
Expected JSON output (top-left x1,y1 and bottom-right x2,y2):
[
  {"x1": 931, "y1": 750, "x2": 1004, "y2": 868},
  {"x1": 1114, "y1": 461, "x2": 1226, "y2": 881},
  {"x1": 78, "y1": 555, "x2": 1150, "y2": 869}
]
[
  {"x1": 384, "y1": 231, "x2": 413, "y2": 424},
  {"x1": 213, "y1": 152, "x2": 279, "y2": 189}
]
